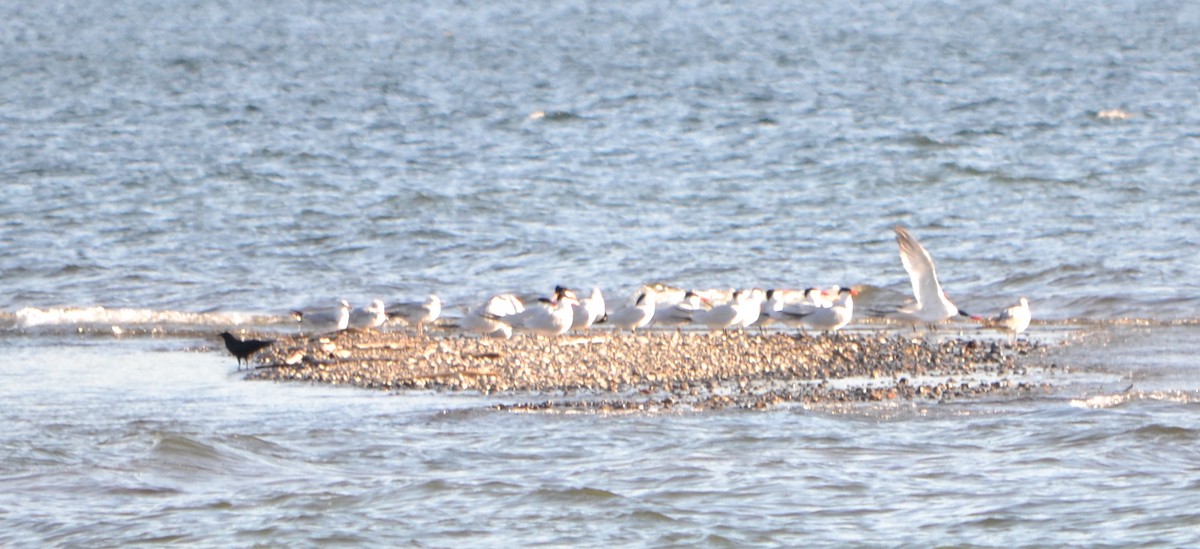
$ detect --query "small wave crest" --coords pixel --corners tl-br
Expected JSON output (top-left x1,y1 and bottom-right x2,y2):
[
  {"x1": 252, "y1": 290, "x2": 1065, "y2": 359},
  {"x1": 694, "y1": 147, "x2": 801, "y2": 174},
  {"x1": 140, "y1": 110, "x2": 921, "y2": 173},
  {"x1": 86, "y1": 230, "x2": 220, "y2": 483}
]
[
  {"x1": 11, "y1": 306, "x2": 289, "y2": 335},
  {"x1": 1069, "y1": 393, "x2": 1131, "y2": 409}
]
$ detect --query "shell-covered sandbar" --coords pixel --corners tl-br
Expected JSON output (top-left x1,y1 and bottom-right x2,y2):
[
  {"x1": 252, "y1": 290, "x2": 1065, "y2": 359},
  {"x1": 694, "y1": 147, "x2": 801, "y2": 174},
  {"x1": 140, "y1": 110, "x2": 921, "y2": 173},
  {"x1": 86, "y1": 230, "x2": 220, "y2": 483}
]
[{"x1": 245, "y1": 329, "x2": 1051, "y2": 411}]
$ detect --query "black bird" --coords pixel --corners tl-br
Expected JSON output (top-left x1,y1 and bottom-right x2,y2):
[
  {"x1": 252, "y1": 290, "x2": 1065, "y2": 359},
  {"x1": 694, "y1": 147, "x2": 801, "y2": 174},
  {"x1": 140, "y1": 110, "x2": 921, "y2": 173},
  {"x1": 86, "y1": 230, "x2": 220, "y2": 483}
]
[{"x1": 219, "y1": 332, "x2": 274, "y2": 370}]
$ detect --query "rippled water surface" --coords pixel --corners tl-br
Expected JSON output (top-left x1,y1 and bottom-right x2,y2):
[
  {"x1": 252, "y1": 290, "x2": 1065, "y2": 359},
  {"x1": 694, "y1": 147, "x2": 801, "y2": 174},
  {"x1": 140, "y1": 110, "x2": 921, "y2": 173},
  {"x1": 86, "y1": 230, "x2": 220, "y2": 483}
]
[{"x1": 3, "y1": 0, "x2": 1200, "y2": 545}]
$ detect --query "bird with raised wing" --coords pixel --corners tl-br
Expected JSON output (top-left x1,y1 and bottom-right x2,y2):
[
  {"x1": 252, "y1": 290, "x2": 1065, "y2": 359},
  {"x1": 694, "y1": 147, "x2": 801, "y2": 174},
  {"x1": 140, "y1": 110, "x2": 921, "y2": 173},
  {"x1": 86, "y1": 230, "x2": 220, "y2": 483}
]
[{"x1": 886, "y1": 226, "x2": 977, "y2": 329}]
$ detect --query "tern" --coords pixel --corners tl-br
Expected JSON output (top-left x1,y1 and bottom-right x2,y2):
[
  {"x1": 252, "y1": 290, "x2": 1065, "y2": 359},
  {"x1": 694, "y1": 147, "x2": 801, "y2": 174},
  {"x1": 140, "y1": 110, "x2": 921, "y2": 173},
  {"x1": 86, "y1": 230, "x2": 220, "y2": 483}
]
[
  {"x1": 387, "y1": 294, "x2": 442, "y2": 335},
  {"x1": 768, "y1": 288, "x2": 827, "y2": 332},
  {"x1": 888, "y1": 226, "x2": 976, "y2": 328},
  {"x1": 780, "y1": 286, "x2": 855, "y2": 333},
  {"x1": 507, "y1": 287, "x2": 578, "y2": 338},
  {"x1": 734, "y1": 288, "x2": 766, "y2": 329},
  {"x1": 572, "y1": 287, "x2": 607, "y2": 331},
  {"x1": 753, "y1": 289, "x2": 783, "y2": 332},
  {"x1": 220, "y1": 332, "x2": 274, "y2": 370},
  {"x1": 652, "y1": 290, "x2": 709, "y2": 330},
  {"x1": 348, "y1": 299, "x2": 388, "y2": 331},
  {"x1": 462, "y1": 293, "x2": 524, "y2": 338},
  {"x1": 981, "y1": 297, "x2": 1031, "y2": 341},
  {"x1": 292, "y1": 300, "x2": 351, "y2": 333},
  {"x1": 693, "y1": 290, "x2": 751, "y2": 332},
  {"x1": 608, "y1": 289, "x2": 656, "y2": 332}
]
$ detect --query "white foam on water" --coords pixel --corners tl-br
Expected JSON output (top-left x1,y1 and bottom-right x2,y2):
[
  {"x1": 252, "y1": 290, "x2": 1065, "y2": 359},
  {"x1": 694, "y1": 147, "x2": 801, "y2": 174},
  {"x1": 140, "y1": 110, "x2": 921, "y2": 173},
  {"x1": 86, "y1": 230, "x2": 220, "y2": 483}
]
[{"x1": 13, "y1": 306, "x2": 281, "y2": 330}]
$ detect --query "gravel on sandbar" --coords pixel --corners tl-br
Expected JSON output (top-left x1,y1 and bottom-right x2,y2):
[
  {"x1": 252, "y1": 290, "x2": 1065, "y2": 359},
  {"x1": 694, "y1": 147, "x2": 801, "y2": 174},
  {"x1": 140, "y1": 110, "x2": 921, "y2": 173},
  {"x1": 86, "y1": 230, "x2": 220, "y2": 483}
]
[{"x1": 244, "y1": 329, "x2": 1050, "y2": 411}]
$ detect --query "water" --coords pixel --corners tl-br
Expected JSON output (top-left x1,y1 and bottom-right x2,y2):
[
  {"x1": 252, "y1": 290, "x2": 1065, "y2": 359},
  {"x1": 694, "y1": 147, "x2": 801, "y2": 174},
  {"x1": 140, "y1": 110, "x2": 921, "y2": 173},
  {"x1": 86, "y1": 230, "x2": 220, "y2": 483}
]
[{"x1": 3, "y1": 0, "x2": 1200, "y2": 545}]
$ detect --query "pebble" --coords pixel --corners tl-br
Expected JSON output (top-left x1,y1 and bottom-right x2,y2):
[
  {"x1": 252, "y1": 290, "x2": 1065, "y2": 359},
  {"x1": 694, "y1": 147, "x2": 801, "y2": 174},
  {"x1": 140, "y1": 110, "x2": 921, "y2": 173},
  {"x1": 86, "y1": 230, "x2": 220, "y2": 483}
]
[{"x1": 246, "y1": 330, "x2": 1048, "y2": 411}]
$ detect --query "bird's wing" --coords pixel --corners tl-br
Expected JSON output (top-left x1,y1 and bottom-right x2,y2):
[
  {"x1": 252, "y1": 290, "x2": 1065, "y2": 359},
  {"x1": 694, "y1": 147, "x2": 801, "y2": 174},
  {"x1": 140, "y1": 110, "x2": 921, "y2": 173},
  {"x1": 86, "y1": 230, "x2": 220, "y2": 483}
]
[{"x1": 895, "y1": 226, "x2": 945, "y2": 310}]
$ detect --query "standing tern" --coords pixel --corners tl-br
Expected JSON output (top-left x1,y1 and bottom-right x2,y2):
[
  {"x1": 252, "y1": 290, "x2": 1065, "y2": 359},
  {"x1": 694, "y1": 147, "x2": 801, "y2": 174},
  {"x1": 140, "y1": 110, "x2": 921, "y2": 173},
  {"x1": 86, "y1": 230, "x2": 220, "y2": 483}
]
[
  {"x1": 652, "y1": 290, "x2": 709, "y2": 330},
  {"x1": 507, "y1": 286, "x2": 578, "y2": 338},
  {"x1": 781, "y1": 286, "x2": 855, "y2": 333},
  {"x1": 734, "y1": 288, "x2": 766, "y2": 329},
  {"x1": 981, "y1": 297, "x2": 1031, "y2": 341},
  {"x1": 608, "y1": 289, "x2": 657, "y2": 332},
  {"x1": 462, "y1": 293, "x2": 524, "y2": 338},
  {"x1": 768, "y1": 288, "x2": 828, "y2": 332},
  {"x1": 753, "y1": 289, "x2": 787, "y2": 332},
  {"x1": 693, "y1": 290, "x2": 751, "y2": 332},
  {"x1": 572, "y1": 287, "x2": 607, "y2": 331},
  {"x1": 888, "y1": 226, "x2": 977, "y2": 328}
]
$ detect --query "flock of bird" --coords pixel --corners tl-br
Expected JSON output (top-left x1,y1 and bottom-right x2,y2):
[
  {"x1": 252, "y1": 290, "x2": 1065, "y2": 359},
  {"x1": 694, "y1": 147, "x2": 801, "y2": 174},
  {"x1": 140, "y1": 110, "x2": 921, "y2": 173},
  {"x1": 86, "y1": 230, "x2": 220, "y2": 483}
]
[{"x1": 221, "y1": 226, "x2": 1032, "y2": 366}]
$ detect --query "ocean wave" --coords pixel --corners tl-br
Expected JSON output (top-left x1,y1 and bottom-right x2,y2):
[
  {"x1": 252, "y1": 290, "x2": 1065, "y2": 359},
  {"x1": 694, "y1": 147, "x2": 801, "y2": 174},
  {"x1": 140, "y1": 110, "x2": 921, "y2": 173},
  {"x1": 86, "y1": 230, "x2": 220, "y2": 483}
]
[{"x1": 10, "y1": 306, "x2": 289, "y2": 333}]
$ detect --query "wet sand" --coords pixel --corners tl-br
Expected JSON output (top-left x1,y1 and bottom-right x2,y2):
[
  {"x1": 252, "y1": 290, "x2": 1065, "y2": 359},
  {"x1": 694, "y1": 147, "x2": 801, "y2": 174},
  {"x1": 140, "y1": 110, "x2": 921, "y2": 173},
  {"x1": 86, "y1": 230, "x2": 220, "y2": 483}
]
[{"x1": 245, "y1": 329, "x2": 1051, "y2": 411}]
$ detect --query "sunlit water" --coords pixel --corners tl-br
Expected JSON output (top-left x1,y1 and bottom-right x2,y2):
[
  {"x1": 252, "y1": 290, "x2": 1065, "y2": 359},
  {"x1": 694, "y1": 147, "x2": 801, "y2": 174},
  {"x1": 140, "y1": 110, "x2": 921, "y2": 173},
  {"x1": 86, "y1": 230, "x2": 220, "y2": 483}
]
[{"x1": 3, "y1": 0, "x2": 1200, "y2": 545}]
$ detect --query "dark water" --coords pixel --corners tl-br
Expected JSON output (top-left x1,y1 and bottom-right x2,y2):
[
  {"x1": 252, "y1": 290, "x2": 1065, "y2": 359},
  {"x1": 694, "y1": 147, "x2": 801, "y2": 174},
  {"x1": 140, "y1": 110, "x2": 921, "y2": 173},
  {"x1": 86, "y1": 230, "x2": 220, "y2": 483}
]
[{"x1": 3, "y1": 0, "x2": 1200, "y2": 545}]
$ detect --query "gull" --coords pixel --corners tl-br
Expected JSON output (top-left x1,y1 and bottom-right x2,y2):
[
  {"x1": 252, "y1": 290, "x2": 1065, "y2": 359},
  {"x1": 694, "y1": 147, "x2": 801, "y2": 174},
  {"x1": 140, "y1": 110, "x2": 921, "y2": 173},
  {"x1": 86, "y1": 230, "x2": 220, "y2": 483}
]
[
  {"x1": 348, "y1": 299, "x2": 388, "y2": 331},
  {"x1": 652, "y1": 290, "x2": 709, "y2": 330},
  {"x1": 981, "y1": 297, "x2": 1031, "y2": 341},
  {"x1": 387, "y1": 294, "x2": 442, "y2": 335},
  {"x1": 779, "y1": 287, "x2": 856, "y2": 333},
  {"x1": 220, "y1": 332, "x2": 274, "y2": 370},
  {"x1": 292, "y1": 300, "x2": 351, "y2": 334},
  {"x1": 572, "y1": 287, "x2": 607, "y2": 331},
  {"x1": 608, "y1": 289, "x2": 657, "y2": 332},
  {"x1": 461, "y1": 293, "x2": 524, "y2": 338},
  {"x1": 887, "y1": 226, "x2": 976, "y2": 328},
  {"x1": 693, "y1": 290, "x2": 751, "y2": 332}
]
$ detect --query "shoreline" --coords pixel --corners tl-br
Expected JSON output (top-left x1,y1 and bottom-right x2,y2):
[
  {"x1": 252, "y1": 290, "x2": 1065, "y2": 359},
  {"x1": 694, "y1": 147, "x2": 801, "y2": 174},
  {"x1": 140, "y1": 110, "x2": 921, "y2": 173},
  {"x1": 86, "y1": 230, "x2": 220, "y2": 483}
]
[{"x1": 245, "y1": 329, "x2": 1052, "y2": 411}]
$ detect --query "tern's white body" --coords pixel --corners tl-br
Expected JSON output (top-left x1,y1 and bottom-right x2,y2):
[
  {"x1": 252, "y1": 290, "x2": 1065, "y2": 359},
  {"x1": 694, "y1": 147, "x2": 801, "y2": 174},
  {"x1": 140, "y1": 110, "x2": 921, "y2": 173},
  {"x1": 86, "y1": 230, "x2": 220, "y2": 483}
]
[
  {"x1": 462, "y1": 294, "x2": 524, "y2": 338},
  {"x1": 505, "y1": 287, "x2": 578, "y2": 338},
  {"x1": 572, "y1": 287, "x2": 606, "y2": 331},
  {"x1": 653, "y1": 291, "x2": 708, "y2": 329},
  {"x1": 794, "y1": 288, "x2": 855, "y2": 332},
  {"x1": 693, "y1": 291, "x2": 750, "y2": 332},
  {"x1": 608, "y1": 290, "x2": 656, "y2": 332},
  {"x1": 769, "y1": 288, "x2": 828, "y2": 330},
  {"x1": 519, "y1": 297, "x2": 578, "y2": 337},
  {"x1": 888, "y1": 226, "x2": 969, "y2": 326},
  {"x1": 733, "y1": 288, "x2": 766, "y2": 329}
]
